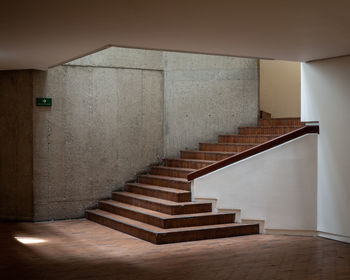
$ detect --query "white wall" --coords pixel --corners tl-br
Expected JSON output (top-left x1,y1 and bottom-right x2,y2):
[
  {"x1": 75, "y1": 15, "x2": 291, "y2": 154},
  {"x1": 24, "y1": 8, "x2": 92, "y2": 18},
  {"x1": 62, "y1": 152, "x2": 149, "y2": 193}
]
[
  {"x1": 193, "y1": 135, "x2": 318, "y2": 231},
  {"x1": 301, "y1": 56, "x2": 350, "y2": 242}
]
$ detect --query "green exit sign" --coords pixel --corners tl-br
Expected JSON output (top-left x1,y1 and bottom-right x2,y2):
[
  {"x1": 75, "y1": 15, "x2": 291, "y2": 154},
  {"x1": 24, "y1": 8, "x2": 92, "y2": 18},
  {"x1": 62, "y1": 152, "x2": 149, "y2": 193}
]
[{"x1": 36, "y1": 97, "x2": 52, "y2": 106}]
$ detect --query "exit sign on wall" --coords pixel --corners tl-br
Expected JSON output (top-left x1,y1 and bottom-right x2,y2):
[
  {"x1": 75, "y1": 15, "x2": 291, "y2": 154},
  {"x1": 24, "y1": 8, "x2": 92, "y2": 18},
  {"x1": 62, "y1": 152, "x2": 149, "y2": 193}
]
[{"x1": 36, "y1": 97, "x2": 52, "y2": 106}]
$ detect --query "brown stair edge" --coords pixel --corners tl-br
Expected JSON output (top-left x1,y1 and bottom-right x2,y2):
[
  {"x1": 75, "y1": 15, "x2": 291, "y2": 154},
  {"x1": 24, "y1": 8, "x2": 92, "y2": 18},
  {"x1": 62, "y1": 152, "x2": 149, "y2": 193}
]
[
  {"x1": 112, "y1": 192, "x2": 212, "y2": 215},
  {"x1": 86, "y1": 209, "x2": 259, "y2": 244},
  {"x1": 99, "y1": 200, "x2": 236, "y2": 228}
]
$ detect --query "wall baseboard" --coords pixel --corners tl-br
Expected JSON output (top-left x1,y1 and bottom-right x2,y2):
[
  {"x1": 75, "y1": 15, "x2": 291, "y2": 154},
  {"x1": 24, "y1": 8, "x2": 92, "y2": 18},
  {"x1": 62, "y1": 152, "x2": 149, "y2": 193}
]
[
  {"x1": 265, "y1": 228, "x2": 317, "y2": 236},
  {"x1": 265, "y1": 229, "x2": 350, "y2": 244},
  {"x1": 318, "y1": 231, "x2": 350, "y2": 244}
]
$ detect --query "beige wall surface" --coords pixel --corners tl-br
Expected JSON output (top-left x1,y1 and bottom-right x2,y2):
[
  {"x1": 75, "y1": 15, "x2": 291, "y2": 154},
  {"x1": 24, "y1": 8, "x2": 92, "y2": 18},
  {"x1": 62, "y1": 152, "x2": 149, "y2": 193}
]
[{"x1": 259, "y1": 60, "x2": 301, "y2": 118}]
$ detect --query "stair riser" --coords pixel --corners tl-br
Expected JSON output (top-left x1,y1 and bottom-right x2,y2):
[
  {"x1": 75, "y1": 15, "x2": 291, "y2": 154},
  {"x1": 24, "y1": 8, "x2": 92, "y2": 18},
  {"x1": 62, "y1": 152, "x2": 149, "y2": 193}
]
[
  {"x1": 138, "y1": 176, "x2": 191, "y2": 191},
  {"x1": 164, "y1": 159, "x2": 212, "y2": 169},
  {"x1": 218, "y1": 135, "x2": 276, "y2": 144},
  {"x1": 239, "y1": 127, "x2": 298, "y2": 135},
  {"x1": 151, "y1": 167, "x2": 191, "y2": 179},
  {"x1": 99, "y1": 202, "x2": 235, "y2": 229},
  {"x1": 86, "y1": 211, "x2": 157, "y2": 243},
  {"x1": 125, "y1": 184, "x2": 191, "y2": 202},
  {"x1": 156, "y1": 224, "x2": 260, "y2": 244},
  {"x1": 87, "y1": 211, "x2": 259, "y2": 244},
  {"x1": 99, "y1": 202, "x2": 164, "y2": 228},
  {"x1": 199, "y1": 143, "x2": 254, "y2": 153},
  {"x1": 164, "y1": 213, "x2": 236, "y2": 229},
  {"x1": 259, "y1": 119, "x2": 304, "y2": 126},
  {"x1": 113, "y1": 193, "x2": 212, "y2": 215},
  {"x1": 181, "y1": 151, "x2": 232, "y2": 161}
]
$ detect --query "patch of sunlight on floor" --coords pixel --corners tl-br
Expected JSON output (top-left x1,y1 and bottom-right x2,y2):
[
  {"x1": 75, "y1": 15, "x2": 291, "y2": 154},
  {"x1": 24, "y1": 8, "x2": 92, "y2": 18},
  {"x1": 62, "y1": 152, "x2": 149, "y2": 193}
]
[{"x1": 15, "y1": 237, "x2": 47, "y2": 244}]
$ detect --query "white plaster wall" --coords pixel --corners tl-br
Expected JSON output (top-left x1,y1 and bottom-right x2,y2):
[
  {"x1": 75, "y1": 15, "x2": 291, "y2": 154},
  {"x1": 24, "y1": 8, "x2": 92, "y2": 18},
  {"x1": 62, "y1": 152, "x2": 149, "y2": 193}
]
[
  {"x1": 194, "y1": 135, "x2": 318, "y2": 231},
  {"x1": 301, "y1": 56, "x2": 350, "y2": 242}
]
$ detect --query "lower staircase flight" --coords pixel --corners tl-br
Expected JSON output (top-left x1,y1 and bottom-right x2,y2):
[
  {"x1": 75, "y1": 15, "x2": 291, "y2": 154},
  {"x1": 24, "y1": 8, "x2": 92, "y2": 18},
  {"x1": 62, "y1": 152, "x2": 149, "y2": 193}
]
[{"x1": 86, "y1": 117, "x2": 307, "y2": 244}]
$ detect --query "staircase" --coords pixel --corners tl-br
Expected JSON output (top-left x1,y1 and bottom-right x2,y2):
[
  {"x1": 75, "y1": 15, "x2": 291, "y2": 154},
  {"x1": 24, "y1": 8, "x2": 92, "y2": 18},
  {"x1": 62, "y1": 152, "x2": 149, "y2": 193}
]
[{"x1": 86, "y1": 117, "x2": 305, "y2": 244}]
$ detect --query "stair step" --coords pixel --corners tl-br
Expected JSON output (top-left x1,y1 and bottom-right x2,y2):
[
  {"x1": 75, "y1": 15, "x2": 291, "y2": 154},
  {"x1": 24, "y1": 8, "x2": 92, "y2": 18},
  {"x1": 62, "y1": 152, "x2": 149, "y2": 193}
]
[
  {"x1": 218, "y1": 134, "x2": 278, "y2": 144},
  {"x1": 239, "y1": 126, "x2": 302, "y2": 135},
  {"x1": 125, "y1": 182, "x2": 191, "y2": 202},
  {"x1": 99, "y1": 200, "x2": 236, "y2": 228},
  {"x1": 164, "y1": 158, "x2": 215, "y2": 169},
  {"x1": 181, "y1": 150, "x2": 235, "y2": 160},
  {"x1": 199, "y1": 143, "x2": 257, "y2": 152},
  {"x1": 258, "y1": 118, "x2": 305, "y2": 126},
  {"x1": 138, "y1": 174, "x2": 191, "y2": 191},
  {"x1": 86, "y1": 209, "x2": 259, "y2": 244},
  {"x1": 112, "y1": 192, "x2": 212, "y2": 215},
  {"x1": 151, "y1": 166, "x2": 195, "y2": 179}
]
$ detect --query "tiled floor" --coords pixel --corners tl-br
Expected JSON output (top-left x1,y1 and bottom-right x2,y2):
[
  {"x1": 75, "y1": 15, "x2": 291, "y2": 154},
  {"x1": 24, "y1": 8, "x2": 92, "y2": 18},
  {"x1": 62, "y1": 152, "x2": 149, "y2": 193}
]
[{"x1": 1, "y1": 219, "x2": 349, "y2": 280}]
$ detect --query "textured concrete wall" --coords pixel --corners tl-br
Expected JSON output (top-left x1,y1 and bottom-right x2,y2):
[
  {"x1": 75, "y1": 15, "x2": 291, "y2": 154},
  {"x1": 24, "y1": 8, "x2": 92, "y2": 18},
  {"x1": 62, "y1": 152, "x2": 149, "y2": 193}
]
[
  {"x1": 33, "y1": 66, "x2": 163, "y2": 220},
  {"x1": 163, "y1": 52, "x2": 258, "y2": 157},
  {"x1": 66, "y1": 47, "x2": 163, "y2": 70},
  {"x1": 0, "y1": 71, "x2": 33, "y2": 221},
  {"x1": 1, "y1": 47, "x2": 258, "y2": 221}
]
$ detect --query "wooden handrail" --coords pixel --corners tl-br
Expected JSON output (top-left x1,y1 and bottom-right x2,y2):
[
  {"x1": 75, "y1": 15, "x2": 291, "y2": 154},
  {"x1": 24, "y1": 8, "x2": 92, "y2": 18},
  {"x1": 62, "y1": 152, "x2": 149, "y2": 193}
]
[{"x1": 187, "y1": 125, "x2": 319, "y2": 181}]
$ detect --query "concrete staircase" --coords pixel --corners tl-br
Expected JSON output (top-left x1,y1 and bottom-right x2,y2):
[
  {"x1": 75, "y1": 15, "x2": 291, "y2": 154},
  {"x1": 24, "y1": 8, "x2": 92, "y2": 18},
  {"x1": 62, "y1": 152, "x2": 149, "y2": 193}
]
[{"x1": 86, "y1": 117, "x2": 305, "y2": 244}]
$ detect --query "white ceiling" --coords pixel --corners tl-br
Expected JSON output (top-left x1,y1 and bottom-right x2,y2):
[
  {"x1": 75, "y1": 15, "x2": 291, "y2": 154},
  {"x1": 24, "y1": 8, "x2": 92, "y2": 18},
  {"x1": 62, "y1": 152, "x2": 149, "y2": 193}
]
[{"x1": 1, "y1": 0, "x2": 350, "y2": 70}]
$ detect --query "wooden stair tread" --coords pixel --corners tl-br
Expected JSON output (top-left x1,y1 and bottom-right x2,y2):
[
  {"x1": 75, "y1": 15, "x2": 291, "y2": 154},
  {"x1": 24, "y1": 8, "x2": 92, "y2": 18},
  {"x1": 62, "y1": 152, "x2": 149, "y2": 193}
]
[
  {"x1": 139, "y1": 174, "x2": 189, "y2": 183},
  {"x1": 113, "y1": 191, "x2": 204, "y2": 206},
  {"x1": 219, "y1": 134, "x2": 281, "y2": 137},
  {"x1": 87, "y1": 209, "x2": 257, "y2": 233},
  {"x1": 151, "y1": 166, "x2": 196, "y2": 172},
  {"x1": 164, "y1": 158, "x2": 216, "y2": 164},
  {"x1": 266, "y1": 117, "x2": 301, "y2": 120},
  {"x1": 182, "y1": 150, "x2": 235, "y2": 154},
  {"x1": 127, "y1": 182, "x2": 190, "y2": 194},
  {"x1": 100, "y1": 200, "x2": 234, "y2": 220},
  {"x1": 199, "y1": 143, "x2": 258, "y2": 146},
  {"x1": 239, "y1": 125, "x2": 303, "y2": 129}
]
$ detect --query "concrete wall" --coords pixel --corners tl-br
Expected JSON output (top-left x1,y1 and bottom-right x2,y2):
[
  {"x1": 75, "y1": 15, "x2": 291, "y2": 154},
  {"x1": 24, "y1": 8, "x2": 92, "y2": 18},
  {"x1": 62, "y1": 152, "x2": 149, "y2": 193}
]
[
  {"x1": 0, "y1": 71, "x2": 34, "y2": 221},
  {"x1": 260, "y1": 60, "x2": 301, "y2": 118},
  {"x1": 163, "y1": 52, "x2": 258, "y2": 157},
  {"x1": 65, "y1": 47, "x2": 163, "y2": 70},
  {"x1": 301, "y1": 56, "x2": 350, "y2": 243},
  {"x1": 0, "y1": 47, "x2": 259, "y2": 221},
  {"x1": 33, "y1": 65, "x2": 164, "y2": 221},
  {"x1": 193, "y1": 135, "x2": 318, "y2": 232}
]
